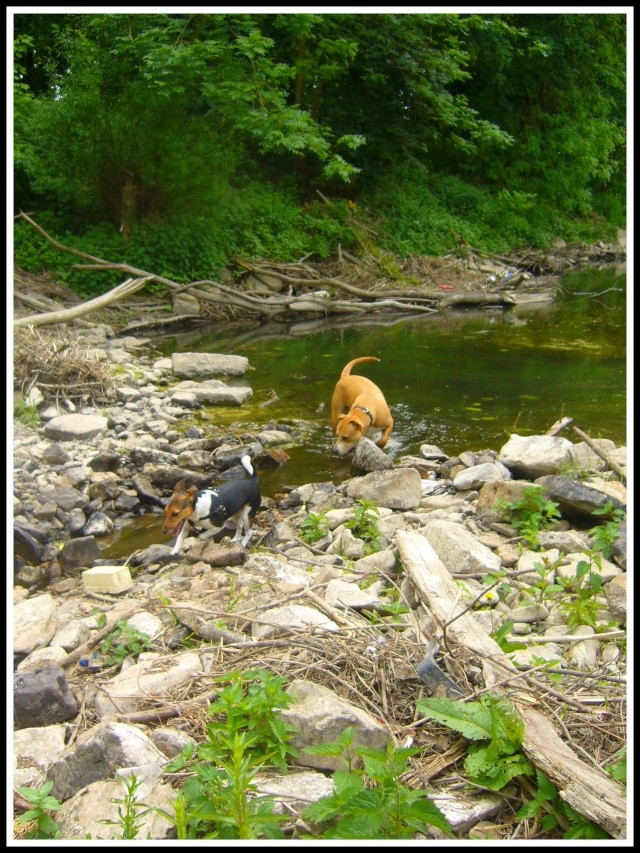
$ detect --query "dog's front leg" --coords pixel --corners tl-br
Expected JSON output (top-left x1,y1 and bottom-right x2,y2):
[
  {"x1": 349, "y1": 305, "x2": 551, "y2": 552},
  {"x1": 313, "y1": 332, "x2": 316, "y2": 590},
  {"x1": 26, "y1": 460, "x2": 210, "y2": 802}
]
[
  {"x1": 171, "y1": 524, "x2": 189, "y2": 556},
  {"x1": 376, "y1": 419, "x2": 394, "y2": 448}
]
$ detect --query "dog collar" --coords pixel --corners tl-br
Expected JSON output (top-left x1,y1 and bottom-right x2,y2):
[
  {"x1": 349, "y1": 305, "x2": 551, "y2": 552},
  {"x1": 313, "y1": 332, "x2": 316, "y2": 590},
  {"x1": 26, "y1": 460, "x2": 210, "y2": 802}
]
[{"x1": 353, "y1": 405, "x2": 373, "y2": 423}]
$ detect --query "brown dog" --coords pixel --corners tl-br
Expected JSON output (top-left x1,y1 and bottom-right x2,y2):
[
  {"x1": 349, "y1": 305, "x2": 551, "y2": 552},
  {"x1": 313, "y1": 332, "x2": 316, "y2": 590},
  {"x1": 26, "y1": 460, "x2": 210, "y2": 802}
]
[{"x1": 331, "y1": 357, "x2": 394, "y2": 455}]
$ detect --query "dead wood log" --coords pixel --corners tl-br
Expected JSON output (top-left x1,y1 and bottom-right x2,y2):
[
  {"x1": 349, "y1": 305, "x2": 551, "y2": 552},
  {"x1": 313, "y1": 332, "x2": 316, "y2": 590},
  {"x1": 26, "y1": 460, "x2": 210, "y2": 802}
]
[
  {"x1": 15, "y1": 212, "x2": 510, "y2": 323},
  {"x1": 440, "y1": 292, "x2": 517, "y2": 308},
  {"x1": 395, "y1": 530, "x2": 627, "y2": 839},
  {"x1": 14, "y1": 290, "x2": 95, "y2": 328},
  {"x1": 572, "y1": 425, "x2": 626, "y2": 481},
  {"x1": 121, "y1": 314, "x2": 203, "y2": 334},
  {"x1": 14, "y1": 277, "x2": 153, "y2": 328},
  {"x1": 61, "y1": 603, "x2": 141, "y2": 669},
  {"x1": 111, "y1": 688, "x2": 219, "y2": 725},
  {"x1": 545, "y1": 416, "x2": 575, "y2": 436}
]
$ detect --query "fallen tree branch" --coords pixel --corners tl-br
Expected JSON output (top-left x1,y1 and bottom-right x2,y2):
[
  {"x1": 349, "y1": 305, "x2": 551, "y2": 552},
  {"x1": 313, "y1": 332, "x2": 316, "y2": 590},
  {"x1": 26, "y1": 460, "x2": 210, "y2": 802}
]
[
  {"x1": 14, "y1": 277, "x2": 153, "y2": 328},
  {"x1": 572, "y1": 425, "x2": 626, "y2": 481},
  {"x1": 16, "y1": 212, "x2": 516, "y2": 323},
  {"x1": 395, "y1": 530, "x2": 627, "y2": 839}
]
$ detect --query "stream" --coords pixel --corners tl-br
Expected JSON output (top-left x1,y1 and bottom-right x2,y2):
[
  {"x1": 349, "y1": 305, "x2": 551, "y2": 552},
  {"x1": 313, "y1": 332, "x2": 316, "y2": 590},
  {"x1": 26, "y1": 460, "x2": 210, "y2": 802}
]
[{"x1": 101, "y1": 265, "x2": 627, "y2": 558}]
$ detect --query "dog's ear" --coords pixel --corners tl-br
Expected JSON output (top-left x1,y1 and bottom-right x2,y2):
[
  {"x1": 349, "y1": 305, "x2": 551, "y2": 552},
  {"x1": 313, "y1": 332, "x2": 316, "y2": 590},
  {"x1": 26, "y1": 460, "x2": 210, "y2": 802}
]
[
  {"x1": 336, "y1": 414, "x2": 346, "y2": 424},
  {"x1": 172, "y1": 478, "x2": 187, "y2": 493},
  {"x1": 187, "y1": 485, "x2": 198, "y2": 497}
]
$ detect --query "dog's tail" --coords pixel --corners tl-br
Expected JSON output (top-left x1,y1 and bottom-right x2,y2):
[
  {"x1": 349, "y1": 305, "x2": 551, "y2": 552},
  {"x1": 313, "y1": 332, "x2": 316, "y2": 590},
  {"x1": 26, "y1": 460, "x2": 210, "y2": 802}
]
[
  {"x1": 240, "y1": 454, "x2": 257, "y2": 478},
  {"x1": 341, "y1": 357, "x2": 380, "y2": 378}
]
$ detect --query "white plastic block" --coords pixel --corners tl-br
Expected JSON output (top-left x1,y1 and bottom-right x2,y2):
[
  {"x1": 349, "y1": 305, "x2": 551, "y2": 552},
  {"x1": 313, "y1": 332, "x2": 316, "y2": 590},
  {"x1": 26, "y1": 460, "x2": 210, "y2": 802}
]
[{"x1": 82, "y1": 565, "x2": 133, "y2": 594}]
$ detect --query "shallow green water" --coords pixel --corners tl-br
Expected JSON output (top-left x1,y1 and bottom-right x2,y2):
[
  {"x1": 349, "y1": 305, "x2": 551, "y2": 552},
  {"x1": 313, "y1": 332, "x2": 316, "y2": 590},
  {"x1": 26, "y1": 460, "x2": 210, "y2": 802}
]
[
  {"x1": 159, "y1": 266, "x2": 627, "y2": 485},
  {"x1": 101, "y1": 266, "x2": 627, "y2": 558}
]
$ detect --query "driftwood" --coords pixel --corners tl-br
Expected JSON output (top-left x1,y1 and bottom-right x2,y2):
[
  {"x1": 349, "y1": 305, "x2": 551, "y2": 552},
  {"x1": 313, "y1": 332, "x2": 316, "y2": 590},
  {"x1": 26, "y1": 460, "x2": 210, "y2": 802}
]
[
  {"x1": 16, "y1": 213, "x2": 517, "y2": 326},
  {"x1": 61, "y1": 603, "x2": 141, "y2": 669},
  {"x1": 395, "y1": 530, "x2": 627, "y2": 839},
  {"x1": 572, "y1": 425, "x2": 626, "y2": 481},
  {"x1": 545, "y1": 416, "x2": 575, "y2": 436},
  {"x1": 14, "y1": 276, "x2": 153, "y2": 328}
]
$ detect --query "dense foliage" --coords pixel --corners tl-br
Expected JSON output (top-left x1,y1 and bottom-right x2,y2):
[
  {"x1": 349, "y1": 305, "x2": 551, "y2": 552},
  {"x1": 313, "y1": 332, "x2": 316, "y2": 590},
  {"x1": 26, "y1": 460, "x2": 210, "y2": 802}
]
[{"x1": 13, "y1": 12, "x2": 626, "y2": 294}]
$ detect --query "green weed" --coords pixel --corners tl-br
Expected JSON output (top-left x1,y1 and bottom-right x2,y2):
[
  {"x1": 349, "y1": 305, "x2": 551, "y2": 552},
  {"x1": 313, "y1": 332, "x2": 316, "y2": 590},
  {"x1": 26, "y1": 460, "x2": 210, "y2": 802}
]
[
  {"x1": 516, "y1": 769, "x2": 610, "y2": 839},
  {"x1": 100, "y1": 620, "x2": 154, "y2": 667},
  {"x1": 14, "y1": 397, "x2": 41, "y2": 428},
  {"x1": 495, "y1": 486, "x2": 561, "y2": 550},
  {"x1": 100, "y1": 774, "x2": 153, "y2": 839},
  {"x1": 159, "y1": 669, "x2": 297, "y2": 839},
  {"x1": 589, "y1": 501, "x2": 626, "y2": 560},
  {"x1": 345, "y1": 500, "x2": 383, "y2": 555},
  {"x1": 299, "y1": 511, "x2": 330, "y2": 545},
  {"x1": 15, "y1": 782, "x2": 62, "y2": 839},
  {"x1": 301, "y1": 727, "x2": 453, "y2": 839},
  {"x1": 416, "y1": 693, "x2": 534, "y2": 791}
]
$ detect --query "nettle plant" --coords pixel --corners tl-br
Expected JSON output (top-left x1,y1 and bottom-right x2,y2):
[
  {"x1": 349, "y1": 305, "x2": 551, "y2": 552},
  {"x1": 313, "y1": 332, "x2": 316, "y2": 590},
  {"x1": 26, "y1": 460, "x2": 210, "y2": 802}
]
[
  {"x1": 301, "y1": 727, "x2": 453, "y2": 840},
  {"x1": 416, "y1": 694, "x2": 610, "y2": 839},
  {"x1": 158, "y1": 668, "x2": 298, "y2": 840},
  {"x1": 589, "y1": 501, "x2": 626, "y2": 559},
  {"x1": 298, "y1": 510, "x2": 331, "y2": 545},
  {"x1": 495, "y1": 486, "x2": 561, "y2": 550},
  {"x1": 344, "y1": 499, "x2": 383, "y2": 555}
]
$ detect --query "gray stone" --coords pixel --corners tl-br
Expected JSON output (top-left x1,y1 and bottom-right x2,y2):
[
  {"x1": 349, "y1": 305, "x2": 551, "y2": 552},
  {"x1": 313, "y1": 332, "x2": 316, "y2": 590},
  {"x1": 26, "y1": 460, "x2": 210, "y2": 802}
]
[
  {"x1": 14, "y1": 666, "x2": 79, "y2": 729},
  {"x1": 345, "y1": 468, "x2": 422, "y2": 510},
  {"x1": 423, "y1": 520, "x2": 502, "y2": 574},
  {"x1": 453, "y1": 461, "x2": 511, "y2": 491},
  {"x1": 44, "y1": 414, "x2": 108, "y2": 441},
  {"x1": 58, "y1": 536, "x2": 102, "y2": 572},
  {"x1": 282, "y1": 680, "x2": 390, "y2": 771},
  {"x1": 47, "y1": 721, "x2": 168, "y2": 801},
  {"x1": 352, "y1": 437, "x2": 393, "y2": 473},
  {"x1": 534, "y1": 475, "x2": 626, "y2": 521},
  {"x1": 498, "y1": 434, "x2": 573, "y2": 478},
  {"x1": 13, "y1": 593, "x2": 58, "y2": 655},
  {"x1": 171, "y1": 352, "x2": 249, "y2": 378}
]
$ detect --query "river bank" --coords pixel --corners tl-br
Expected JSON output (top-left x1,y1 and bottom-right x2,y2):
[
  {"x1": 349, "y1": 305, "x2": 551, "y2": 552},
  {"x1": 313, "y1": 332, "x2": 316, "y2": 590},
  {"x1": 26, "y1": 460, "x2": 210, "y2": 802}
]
[{"x1": 12, "y1": 320, "x2": 628, "y2": 840}]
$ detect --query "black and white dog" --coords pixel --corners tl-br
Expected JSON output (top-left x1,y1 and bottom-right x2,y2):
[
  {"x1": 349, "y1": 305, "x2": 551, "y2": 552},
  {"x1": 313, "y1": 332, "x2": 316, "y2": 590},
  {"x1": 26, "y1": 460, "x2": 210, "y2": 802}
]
[{"x1": 162, "y1": 455, "x2": 261, "y2": 555}]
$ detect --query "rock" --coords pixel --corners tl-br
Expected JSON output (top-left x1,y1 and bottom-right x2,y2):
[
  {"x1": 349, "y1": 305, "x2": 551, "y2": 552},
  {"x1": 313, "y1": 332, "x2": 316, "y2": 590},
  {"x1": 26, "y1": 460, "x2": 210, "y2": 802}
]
[
  {"x1": 325, "y1": 578, "x2": 385, "y2": 610},
  {"x1": 171, "y1": 352, "x2": 249, "y2": 378},
  {"x1": 254, "y1": 769, "x2": 334, "y2": 815},
  {"x1": 169, "y1": 379, "x2": 253, "y2": 407},
  {"x1": 14, "y1": 525, "x2": 43, "y2": 563},
  {"x1": 351, "y1": 437, "x2": 393, "y2": 472},
  {"x1": 47, "y1": 721, "x2": 167, "y2": 801},
  {"x1": 150, "y1": 727, "x2": 196, "y2": 759},
  {"x1": 58, "y1": 536, "x2": 102, "y2": 572},
  {"x1": 82, "y1": 511, "x2": 116, "y2": 537},
  {"x1": 44, "y1": 414, "x2": 108, "y2": 441},
  {"x1": 422, "y1": 520, "x2": 502, "y2": 574},
  {"x1": 88, "y1": 449, "x2": 123, "y2": 472},
  {"x1": 282, "y1": 680, "x2": 390, "y2": 771},
  {"x1": 252, "y1": 605, "x2": 340, "y2": 640},
  {"x1": 13, "y1": 593, "x2": 58, "y2": 656},
  {"x1": 507, "y1": 603, "x2": 549, "y2": 623},
  {"x1": 345, "y1": 467, "x2": 422, "y2": 510},
  {"x1": 534, "y1": 475, "x2": 625, "y2": 521},
  {"x1": 42, "y1": 442, "x2": 71, "y2": 465},
  {"x1": 14, "y1": 724, "x2": 68, "y2": 789},
  {"x1": 604, "y1": 574, "x2": 626, "y2": 623},
  {"x1": 14, "y1": 665, "x2": 79, "y2": 729},
  {"x1": 55, "y1": 779, "x2": 176, "y2": 844},
  {"x1": 498, "y1": 434, "x2": 573, "y2": 478},
  {"x1": 452, "y1": 461, "x2": 511, "y2": 491},
  {"x1": 568, "y1": 625, "x2": 600, "y2": 670},
  {"x1": 611, "y1": 518, "x2": 626, "y2": 569},
  {"x1": 94, "y1": 650, "x2": 212, "y2": 719}
]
